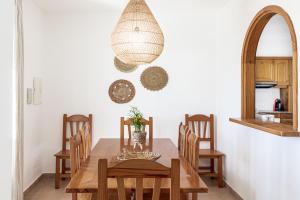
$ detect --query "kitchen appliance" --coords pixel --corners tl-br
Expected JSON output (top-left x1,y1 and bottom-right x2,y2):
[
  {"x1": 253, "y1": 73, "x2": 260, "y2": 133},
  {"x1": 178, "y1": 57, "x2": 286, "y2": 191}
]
[
  {"x1": 256, "y1": 81, "x2": 277, "y2": 88},
  {"x1": 274, "y1": 98, "x2": 284, "y2": 111},
  {"x1": 256, "y1": 113, "x2": 275, "y2": 122}
]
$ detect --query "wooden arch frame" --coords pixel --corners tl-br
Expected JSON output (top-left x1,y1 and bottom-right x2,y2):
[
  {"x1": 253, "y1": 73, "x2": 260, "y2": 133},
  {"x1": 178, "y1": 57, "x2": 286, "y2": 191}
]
[{"x1": 241, "y1": 5, "x2": 298, "y2": 129}]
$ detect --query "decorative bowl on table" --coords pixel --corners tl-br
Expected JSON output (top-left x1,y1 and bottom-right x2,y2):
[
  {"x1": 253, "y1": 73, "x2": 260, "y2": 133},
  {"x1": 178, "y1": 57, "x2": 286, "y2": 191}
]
[{"x1": 117, "y1": 151, "x2": 161, "y2": 161}]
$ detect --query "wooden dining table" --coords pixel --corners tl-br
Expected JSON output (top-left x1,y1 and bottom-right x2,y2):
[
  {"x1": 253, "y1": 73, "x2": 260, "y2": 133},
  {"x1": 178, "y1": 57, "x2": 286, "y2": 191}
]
[{"x1": 66, "y1": 138, "x2": 208, "y2": 199}]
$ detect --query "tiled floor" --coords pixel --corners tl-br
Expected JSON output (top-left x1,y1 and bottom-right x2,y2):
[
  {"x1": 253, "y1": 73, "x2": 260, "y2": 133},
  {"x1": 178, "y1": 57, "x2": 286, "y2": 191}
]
[{"x1": 24, "y1": 176, "x2": 240, "y2": 200}]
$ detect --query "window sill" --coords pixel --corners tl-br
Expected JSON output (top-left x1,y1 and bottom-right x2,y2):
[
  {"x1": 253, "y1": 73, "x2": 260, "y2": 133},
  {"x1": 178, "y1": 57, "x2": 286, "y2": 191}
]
[{"x1": 229, "y1": 118, "x2": 300, "y2": 137}]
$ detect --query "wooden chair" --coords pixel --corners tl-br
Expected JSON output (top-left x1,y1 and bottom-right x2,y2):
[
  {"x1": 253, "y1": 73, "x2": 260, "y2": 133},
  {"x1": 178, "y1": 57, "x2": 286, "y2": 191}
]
[
  {"x1": 185, "y1": 114, "x2": 225, "y2": 187},
  {"x1": 120, "y1": 117, "x2": 153, "y2": 145},
  {"x1": 178, "y1": 126, "x2": 200, "y2": 200},
  {"x1": 178, "y1": 123, "x2": 190, "y2": 159},
  {"x1": 98, "y1": 159, "x2": 180, "y2": 200},
  {"x1": 79, "y1": 123, "x2": 92, "y2": 160},
  {"x1": 189, "y1": 130, "x2": 201, "y2": 200},
  {"x1": 54, "y1": 114, "x2": 93, "y2": 189},
  {"x1": 187, "y1": 131, "x2": 200, "y2": 171},
  {"x1": 70, "y1": 134, "x2": 92, "y2": 200}
]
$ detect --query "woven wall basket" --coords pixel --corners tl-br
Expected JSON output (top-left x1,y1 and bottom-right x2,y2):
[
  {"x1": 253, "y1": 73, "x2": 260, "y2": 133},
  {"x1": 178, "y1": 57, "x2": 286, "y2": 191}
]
[
  {"x1": 111, "y1": 0, "x2": 164, "y2": 65},
  {"x1": 114, "y1": 57, "x2": 138, "y2": 73},
  {"x1": 140, "y1": 66, "x2": 168, "y2": 91},
  {"x1": 109, "y1": 79, "x2": 135, "y2": 104}
]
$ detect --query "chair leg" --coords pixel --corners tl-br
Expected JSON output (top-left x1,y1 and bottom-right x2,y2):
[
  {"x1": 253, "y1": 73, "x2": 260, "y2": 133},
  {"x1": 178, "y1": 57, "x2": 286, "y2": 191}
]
[
  {"x1": 91, "y1": 193, "x2": 98, "y2": 200},
  {"x1": 192, "y1": 193, "x2": 198, "y2": 200},
  {"x1": 217, "y1": 156, "x2": 224, "y2": 188},
  {"x1": 55, "y1": 157, "x2": 61, "y2": 189},
  {"x1": 210, "y1": 158, "x2": 215, "y2": 173},
  {"x1": 72, "y1": 193, "x2": 77, "y2": 200},
  {"x1": 180, "y1": 192, "x2": 188, "y2": 200},
  {"x1": 62, "y1": 159, "x2": 66, "y2": 180}
]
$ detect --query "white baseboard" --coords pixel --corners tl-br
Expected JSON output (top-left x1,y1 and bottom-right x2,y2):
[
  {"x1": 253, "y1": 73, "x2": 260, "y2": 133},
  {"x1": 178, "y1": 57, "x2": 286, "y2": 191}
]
[{"x1": 224, "y1": 181, "x2": 244, "y2": 200}]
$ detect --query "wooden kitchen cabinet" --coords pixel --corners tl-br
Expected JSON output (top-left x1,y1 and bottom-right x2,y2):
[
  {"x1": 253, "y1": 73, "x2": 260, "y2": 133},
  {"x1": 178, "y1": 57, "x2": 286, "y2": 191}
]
[
  {"x1": 255, "y1": 57, "x2": 292, "y2": 88},
  {"x1": 255, "y1": 59, "x2": 274, "y2": 82},
  {"x1": 274, "y1": 59, "x2": 290, "y2": 87}
]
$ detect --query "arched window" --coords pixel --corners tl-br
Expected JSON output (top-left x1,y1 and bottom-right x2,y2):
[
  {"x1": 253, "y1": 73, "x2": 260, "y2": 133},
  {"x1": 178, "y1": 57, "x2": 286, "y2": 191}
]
[{"x1": 231, "y1": 5, "x2": 299, "y2": 136}]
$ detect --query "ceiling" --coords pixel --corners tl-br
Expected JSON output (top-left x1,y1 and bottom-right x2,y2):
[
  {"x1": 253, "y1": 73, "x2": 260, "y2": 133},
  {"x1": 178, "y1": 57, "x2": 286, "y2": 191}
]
[
  {"x1": 32, "y1": 0, "x2": 230, "y2": 13},
  {"x1": 32, "y1": 0, "x2": 127, "y2": 12}
]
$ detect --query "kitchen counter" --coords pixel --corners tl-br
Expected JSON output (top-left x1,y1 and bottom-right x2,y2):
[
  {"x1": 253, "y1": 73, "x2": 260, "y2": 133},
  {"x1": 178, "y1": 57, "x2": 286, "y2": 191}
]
[
  {"x1": 229, "y1": 118, "x2": 300, "y2": 137},
  {"x1": 257, "y1": 110, "x2": 292, "y2": 114},
  {"x1": 256, "y1": 111, "x2": 293, "y2": 125}
]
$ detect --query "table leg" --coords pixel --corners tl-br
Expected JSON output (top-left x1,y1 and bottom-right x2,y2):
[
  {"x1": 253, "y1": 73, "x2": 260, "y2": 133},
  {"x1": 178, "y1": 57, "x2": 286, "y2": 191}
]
[
  {"x1": 55, "y1": 157, "x2": 60, "y2": 189},
  {"x1": 218, "y1": 156, "x2": 224, "y2": 187}
]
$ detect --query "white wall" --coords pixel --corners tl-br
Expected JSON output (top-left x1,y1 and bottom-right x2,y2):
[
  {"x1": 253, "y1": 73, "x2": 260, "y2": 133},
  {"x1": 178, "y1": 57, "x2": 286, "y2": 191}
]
[
  {"x1": 23, "y1": 0, "x2": 45, "y2": 190},
  {"x1": 0, "y1": 0, "x2": 14, "y2": 199},
  {"x1": 26, "y1": 1, "x2": 218, "y2": 173},
  {"x1": 255, "y1": 88, "x2": 280, "y2": 111},
  {"x1": 216, "y1": 0, "x2": 300, "y2": 199},
  {"x1": 257, "y1": 15, "x2": 292, "y2": 57}
]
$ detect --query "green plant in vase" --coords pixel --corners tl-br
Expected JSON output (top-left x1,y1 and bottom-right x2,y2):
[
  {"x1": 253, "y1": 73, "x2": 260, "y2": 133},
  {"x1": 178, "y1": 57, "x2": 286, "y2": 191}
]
[
  {"x1": 129, "y1": 106, "x2": 146, "y2": 147},
  {"x1": 129, "y1": 106, "x2": 144, "y2": 132}
]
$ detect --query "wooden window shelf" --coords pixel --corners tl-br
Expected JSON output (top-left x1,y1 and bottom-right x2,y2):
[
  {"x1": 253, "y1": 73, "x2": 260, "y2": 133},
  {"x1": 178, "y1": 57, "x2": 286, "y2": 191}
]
[{"x1": 229, "y1": 118, "x2": 300, "y2": 137}]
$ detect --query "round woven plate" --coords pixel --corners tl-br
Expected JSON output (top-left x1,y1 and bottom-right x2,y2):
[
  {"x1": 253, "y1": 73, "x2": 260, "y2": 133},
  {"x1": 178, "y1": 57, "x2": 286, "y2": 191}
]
[
  {"x1": 109, "y1": 79, "x2": 135, "y2": 104},
  {"x1": 140, "y1": 66, "x2": 168, "y2": 91},
  {"x1": 114, "y1": 57, "x2": 138, "y2": 73}
]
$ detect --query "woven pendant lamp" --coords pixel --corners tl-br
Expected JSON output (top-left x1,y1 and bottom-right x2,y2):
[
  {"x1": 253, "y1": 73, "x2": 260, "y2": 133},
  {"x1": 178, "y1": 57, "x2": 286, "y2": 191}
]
[{"x1": 111, "y1": 0, "x2": 164, "y2": 65}]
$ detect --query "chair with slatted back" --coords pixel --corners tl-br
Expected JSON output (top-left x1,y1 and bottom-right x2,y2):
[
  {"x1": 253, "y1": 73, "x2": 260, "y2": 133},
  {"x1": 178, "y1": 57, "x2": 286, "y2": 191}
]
[
  {"x1": 186, "y1": 129, "x2": 201, "y2": 200},
  {"x1": 187, "y1": 131, "x2": 200, "y2": 171},
  {"x1": 98, "y1": 159, "x2": 180, "y2": 200},
  {"x1": 178, "y1": 123, "x2": 191, "y2": 160},
  {"x1": 54, "y1": 114, "x2": 93, "y2": 189},
  {"x1": 70, "y1": 134, "x2": 92, "y2": 200},
  {"x1": 120, "y1": 117, "x2": 153, "y2": 146},
  {"x1": 80, "y1": 123, "x2": 92, "y2": 160},
  {"x1": 185, "y1": 114, "x2": 224, "y2": 187}
]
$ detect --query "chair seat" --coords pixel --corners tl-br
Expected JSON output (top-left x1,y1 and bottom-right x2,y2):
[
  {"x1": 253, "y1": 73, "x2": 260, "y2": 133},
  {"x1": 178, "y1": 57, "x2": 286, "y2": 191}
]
[
  {"x1": 199, "y1": 149, "x2": 224, "y2": 158},
  {"x1": 54, "y1": 150, "x2": 70, "y2": 158}
]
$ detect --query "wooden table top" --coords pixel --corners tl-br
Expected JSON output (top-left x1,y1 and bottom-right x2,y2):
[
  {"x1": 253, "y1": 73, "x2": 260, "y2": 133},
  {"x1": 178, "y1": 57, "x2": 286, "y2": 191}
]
[{"x1": 66, "y1": 138, "x2": 208, "y2": 193}]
